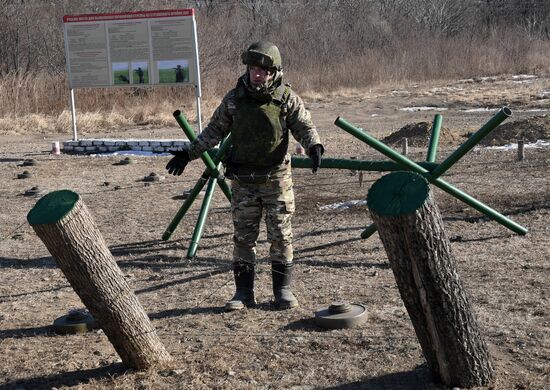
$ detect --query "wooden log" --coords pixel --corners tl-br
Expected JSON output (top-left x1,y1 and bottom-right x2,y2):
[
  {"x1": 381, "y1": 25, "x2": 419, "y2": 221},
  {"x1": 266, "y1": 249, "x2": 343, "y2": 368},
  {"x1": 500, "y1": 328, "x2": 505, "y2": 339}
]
[
  {"x1": 401, "y1": 137, "x2": 408, "y2": 156},
  {"x1": 517, "y1": 139, "x2": 524, "y2": 161},
  {"x1": 27, "y1": 190, "x2": 172, "y2": 369},
  {"x1": 367, "y1": 171, "x2": 494, "y2": 388}
]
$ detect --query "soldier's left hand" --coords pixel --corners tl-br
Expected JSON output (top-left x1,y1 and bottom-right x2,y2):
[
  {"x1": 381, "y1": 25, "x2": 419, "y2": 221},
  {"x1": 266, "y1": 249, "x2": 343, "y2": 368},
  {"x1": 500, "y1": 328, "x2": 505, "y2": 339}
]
[{"x1": 308, "y1": 144, "x2": 324, "y2": 174}]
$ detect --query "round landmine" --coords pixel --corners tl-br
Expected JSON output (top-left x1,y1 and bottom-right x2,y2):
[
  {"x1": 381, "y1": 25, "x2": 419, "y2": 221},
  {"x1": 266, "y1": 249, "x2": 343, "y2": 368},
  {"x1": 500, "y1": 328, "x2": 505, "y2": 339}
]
[
  {"x1": 22, "y1": 159, "x2": 38, "y2": 166},
  {"x1": 172, "y1": 189, "x2": 205, "y2": 200},
  {"x1": 314, "y1": 302, "x2": 367, "y2": 329},
  {"x1": 115, "y1": 157, "x2": 134, "y2": 165},
  {"x1": 143, "y1": 172, "x2": 164, "y2": 182},
  {"x1": 23, "y1": 186, "x2": 44, "y2": 197},
  {"x1": 17, "y1": 171, "x2": 32, "y2": 179},
  {"x1": 52, "y1": 309, "x2": 98, "y2": 335}
]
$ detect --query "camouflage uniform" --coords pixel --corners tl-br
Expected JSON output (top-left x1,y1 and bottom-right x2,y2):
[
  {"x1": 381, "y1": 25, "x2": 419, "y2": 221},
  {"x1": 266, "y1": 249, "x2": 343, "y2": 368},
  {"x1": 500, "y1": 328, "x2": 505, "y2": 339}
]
[
  {"x1": 186, "y1": 76, "x2": 321, "y2": 267},
  {"x1": 183, "y1": 41, "x2": 323, "y2": 310}
]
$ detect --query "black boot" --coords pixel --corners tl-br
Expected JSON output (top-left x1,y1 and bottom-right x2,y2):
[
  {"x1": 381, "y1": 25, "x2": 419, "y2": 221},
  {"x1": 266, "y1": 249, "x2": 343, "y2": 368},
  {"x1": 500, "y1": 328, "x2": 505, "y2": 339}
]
[
  {"x1": 272, "y1": 262, "x2": 299, "y2": 309},
  {"x1": 225, "y1": 262, "x2": 256, "y2": 311}
]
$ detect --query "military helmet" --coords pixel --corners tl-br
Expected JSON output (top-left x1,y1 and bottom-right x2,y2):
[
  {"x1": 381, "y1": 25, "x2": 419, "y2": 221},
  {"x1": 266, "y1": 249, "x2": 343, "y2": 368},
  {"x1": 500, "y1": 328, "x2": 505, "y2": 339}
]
[{"x1": 241, "y1": 41, "x2": 282, "y2": 71}]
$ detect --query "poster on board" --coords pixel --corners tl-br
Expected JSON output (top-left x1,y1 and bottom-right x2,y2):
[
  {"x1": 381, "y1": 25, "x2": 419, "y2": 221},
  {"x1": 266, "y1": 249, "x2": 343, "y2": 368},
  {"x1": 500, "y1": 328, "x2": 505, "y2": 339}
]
[{"x1": 63, "y1": 9, "x2": 199, "y2": 89}]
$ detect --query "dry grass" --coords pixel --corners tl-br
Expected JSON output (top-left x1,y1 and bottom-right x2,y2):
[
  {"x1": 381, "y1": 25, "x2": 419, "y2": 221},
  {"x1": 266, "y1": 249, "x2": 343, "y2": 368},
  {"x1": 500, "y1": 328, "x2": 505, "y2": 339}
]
[{"x1": 1, "y1": 30, "x2": 549, "y2": 135}]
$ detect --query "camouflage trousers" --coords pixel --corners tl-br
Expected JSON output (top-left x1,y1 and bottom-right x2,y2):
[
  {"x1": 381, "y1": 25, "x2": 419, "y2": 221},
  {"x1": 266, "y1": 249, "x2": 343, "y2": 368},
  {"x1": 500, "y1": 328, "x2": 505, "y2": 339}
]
[{"x1": 230, "y1": 164, "x2": 295, "y2": 266}]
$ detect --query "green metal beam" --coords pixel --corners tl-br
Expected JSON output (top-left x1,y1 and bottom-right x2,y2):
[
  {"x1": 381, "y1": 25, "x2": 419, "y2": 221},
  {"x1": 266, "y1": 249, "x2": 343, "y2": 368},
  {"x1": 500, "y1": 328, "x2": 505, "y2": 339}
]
[
  {"x1": 426, "y1": 114, "x2": 442, "y2": 163},
  {"x1": 430, "y1": 107, "x2": 511, "y2": 178},
  {"x1": 291, "y1": 156, "x2": 438, "y2": 172},
  {"x1": 362, "y1": 113, "x2": 443, "y2": 239},
  {"x1": 162, "y1": 174, "x2": 210, "y2": 241},
  {"x1": 335, "y1": 114, "x2": 527, "y2": 236},
  {"x1": 173, "y1": 110, "x2": 232, "y2": 201},
  {"x1": 173, "y1": 110, "x2": 218, "y2": 175},
  {"x1": 162, "y1": 135, "x2": 233, "y2": 241},
  {"x1": 187, "y1": 176, "x2": 218, "y2": 259}
]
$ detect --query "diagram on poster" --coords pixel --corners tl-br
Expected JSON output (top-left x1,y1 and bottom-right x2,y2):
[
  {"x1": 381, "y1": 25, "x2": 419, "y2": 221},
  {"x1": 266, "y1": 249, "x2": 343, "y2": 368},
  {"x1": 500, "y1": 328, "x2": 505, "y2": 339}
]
[{"x1": 63, "y1": 9, "x2": 199, "y2": 88}]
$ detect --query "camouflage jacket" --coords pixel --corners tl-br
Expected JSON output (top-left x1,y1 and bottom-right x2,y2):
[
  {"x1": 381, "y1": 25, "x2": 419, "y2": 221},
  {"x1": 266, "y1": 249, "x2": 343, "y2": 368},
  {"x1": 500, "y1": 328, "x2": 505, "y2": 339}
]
[{"x1": 186, "y1": 77, "x2": 322, "y2": 162}]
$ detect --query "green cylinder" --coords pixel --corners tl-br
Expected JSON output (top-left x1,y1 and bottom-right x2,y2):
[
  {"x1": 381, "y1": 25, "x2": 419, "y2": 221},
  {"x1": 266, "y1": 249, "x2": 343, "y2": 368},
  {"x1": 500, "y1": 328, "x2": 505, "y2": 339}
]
[
  {"x1": 162, "y1": 175, "x2": 209, "y2": 241},
  {"x1": 173, "y1": 110, "x2": 219, "y2": 176},
  {"x1": 431, "y1": 176, "x2": 527, "y2": 234},
  {"x1": 162, "y1": 128, "x2": 233, "y2": 241},
  {"x1": 426, "y1": 114, "x2": 442, "y2": 163},
  {"x1": 430, "y1": 107, "x2": 511, "y2": 178},
  {"x1": 335, "y1": 115, "x2": 527, "y2": 236},
  {"x1": 291, "y1": 156, "x2": 438, "y2": 172},
  {"x1": 334, "y1": 117, "x2": 431, "y2": 175},
  {"x1": 187, "y1": 177, "x2": 217, "y2": 258}
]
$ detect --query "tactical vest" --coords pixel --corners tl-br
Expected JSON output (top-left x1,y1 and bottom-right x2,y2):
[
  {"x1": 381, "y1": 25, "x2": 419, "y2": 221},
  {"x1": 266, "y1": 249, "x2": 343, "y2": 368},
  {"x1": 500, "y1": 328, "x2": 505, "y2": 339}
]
[{"x1": 228, "y1": 84, "x2": 290, "y2": 168}]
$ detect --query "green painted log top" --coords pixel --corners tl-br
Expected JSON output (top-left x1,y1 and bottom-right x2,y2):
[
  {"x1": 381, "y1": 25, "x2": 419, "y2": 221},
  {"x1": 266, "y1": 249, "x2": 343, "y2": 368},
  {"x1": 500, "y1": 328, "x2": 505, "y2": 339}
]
[
  {"x1": 27, "y1": 190, "x2": 79, "y2": 225},
  {"x1": 367, "y1": 172, "x2": 429, "y2": 216}
]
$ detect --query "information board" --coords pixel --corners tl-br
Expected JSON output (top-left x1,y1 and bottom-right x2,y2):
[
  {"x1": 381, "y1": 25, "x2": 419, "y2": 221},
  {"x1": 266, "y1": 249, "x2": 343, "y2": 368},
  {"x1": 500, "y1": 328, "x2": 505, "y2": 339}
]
[{"x1": 63, "y1": 9, "x2": 200, "y2": 88}]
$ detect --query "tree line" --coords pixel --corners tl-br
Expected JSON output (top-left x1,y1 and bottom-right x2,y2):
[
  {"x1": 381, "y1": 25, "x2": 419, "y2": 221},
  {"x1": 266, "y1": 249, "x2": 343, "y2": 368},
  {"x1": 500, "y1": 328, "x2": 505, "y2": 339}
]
[{"x1": 0, "y1": 0, "x2": 549, "y2": 76}]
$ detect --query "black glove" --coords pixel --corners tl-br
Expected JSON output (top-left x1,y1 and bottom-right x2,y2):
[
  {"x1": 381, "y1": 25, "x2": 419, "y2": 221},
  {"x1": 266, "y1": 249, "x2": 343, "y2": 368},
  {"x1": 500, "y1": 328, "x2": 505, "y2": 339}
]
[
  {"x1": 166, "y1": 150, "x2": 190, "y2": 176},
  {"x1": 308, "y1": 144, "x2": 324, "y2": 174}
]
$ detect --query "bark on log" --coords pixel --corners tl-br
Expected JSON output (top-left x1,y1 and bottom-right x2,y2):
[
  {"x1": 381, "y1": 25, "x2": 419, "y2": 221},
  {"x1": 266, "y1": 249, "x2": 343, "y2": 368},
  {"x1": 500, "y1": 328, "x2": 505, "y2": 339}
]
[
  {"x1": 27, "y1": 190, "x2": 172, "y2": 369},
  {"x1": 367, "y1": 172, "x2": 494, "y2": 388}
]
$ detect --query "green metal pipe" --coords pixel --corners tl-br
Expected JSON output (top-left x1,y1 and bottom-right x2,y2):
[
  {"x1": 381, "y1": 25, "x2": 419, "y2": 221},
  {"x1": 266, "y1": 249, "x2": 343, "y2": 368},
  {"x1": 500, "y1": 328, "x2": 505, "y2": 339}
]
[
  {"x1": 162, "y1": 174, "x2": 209, "y2": 241},
  {"x1": 291, "y1": 156, "x2": 438, "y2": 172},
  {"x1": 335, "y1": 116, "x2": 527, "y2": 236},
  {"x1": 173, "y1": 110, "x2": 218, "y2": 176},
  {"x1": 176, "y1": 113, "x2": 232, "y2": 201},
  {"x1": 426, "y1": 114, "x2": 442, "y2": 163},
  {"x1": 162, "y1": 135, "x2": 233, "y2": 241},
  {"x1": 430, "y1": 107, "x2": 511, "y2": 178},
  {"x1": 430, "y1": 176, "x2": 527, "y2": 235},
  {"x1": 334, "y1": 117, "x2": 432, "y2": 240},
  {"x1": 360, "y1": 113, "x2": 441, "y2": 240},
  {"x1": 217, "y1": 174, "x2": 232, "y2": 201},
  {"x1": 187, "y1": 176, "x2": 217, "y2": 259},
  {"x1": 334, "y1": 117, "x2": 431, "y2": 175},
  {"x1": 211, "y1": 136, "x2": 233, "y2": 202}
]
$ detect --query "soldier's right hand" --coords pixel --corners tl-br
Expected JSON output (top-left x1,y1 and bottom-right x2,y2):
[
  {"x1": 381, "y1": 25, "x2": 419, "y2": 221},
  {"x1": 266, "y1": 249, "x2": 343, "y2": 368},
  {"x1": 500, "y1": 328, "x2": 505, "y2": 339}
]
[{"x1": 166, "y1": 150, "x2": 190, "y2": 176}]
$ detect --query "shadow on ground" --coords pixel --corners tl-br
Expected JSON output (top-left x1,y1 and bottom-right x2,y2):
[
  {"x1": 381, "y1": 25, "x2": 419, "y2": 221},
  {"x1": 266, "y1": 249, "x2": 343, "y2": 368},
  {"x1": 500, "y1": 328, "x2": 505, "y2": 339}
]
[
  {"x1": 322, "y1": 364, "x2": 442, "y2": 390},
  {"x1": 1, "y1": 363, "x2": 127, "y2": 389}
]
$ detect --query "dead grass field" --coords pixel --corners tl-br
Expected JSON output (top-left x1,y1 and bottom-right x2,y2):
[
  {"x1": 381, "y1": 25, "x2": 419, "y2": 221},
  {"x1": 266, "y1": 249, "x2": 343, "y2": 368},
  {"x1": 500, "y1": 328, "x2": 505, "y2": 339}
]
[{"x1": 0, "y1": 75, "x2": 549, "y2": 389}]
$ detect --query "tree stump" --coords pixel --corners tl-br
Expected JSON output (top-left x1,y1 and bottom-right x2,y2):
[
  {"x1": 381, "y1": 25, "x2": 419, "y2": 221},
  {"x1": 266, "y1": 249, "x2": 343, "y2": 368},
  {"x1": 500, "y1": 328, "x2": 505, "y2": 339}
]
[
  {"x1": 27, "y1": 190, "x2": 172, "y2": 369},
  {"x1": 367, "y1": 172, "x2": 494, "y2": 388}
]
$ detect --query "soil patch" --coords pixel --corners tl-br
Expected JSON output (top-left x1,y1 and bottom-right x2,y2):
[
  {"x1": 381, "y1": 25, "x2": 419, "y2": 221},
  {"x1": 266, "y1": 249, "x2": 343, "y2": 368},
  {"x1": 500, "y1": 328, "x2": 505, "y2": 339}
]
[
  {"x1": 382, "y1": 121, "x2": 461, "y2": 147},
  {"x1": 478, "y1": 115, "x2": 550, "y2": 146}
]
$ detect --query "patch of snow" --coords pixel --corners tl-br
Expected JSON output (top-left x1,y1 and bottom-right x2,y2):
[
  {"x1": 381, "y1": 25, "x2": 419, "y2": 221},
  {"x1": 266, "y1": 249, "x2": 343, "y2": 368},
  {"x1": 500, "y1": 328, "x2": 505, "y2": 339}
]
[
  {"x1": 400, "y1": 106, "x2": 448, "y2": 112},
  {"x1": 462, "y1": 107, "x2": 548, "y2": 113},
  {"x1": 319, "y1": 199, "x2": 367, "y2": 211},
  {"x1": 371, "y1": 114, "x2": 380, "y2": 117},
  {"x1": 477, "y1": 76, "x2": 499, "y2": 82},
  {"x1": 92, "y1": 151, "x2": 170, "y2": 157},
  {"x1": 518, "y1": 108, "x2": 549, "y2": 112},
  {"x1": 513, "y1": 80, "x2": 534, "y2": 84},
  {"x1": 462, "y1": 108, "x2": 494, "y2": 112},
  {"x1": 511, "y1": 74, "x2": 537, "y2": 80},
  {"x1": 483, "y1": 140, "x2": 550, "y2": 150},
  {"x1": 391, "y1": 90, "x2": 410, "y2": 97}
]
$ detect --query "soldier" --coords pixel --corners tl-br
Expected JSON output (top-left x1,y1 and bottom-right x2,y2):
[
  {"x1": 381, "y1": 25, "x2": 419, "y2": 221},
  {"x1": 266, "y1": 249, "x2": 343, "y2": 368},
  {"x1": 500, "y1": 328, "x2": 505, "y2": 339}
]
[
  {"x1": 174, "y1": 65, "x2": 185, "y2": 83},
  {"x1": 166, "y1": 41, "x2": 324, "y2": 311},
  {"x1": 136, "y1": 67, "x2": 145, "y2": 84}
]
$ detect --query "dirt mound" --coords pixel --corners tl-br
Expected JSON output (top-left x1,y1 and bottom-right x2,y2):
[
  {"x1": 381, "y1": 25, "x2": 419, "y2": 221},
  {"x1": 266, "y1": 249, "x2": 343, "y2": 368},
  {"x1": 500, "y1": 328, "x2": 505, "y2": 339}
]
[
  {"x1": 479, "y1": 115, "x2": 550, "y2": 146},
  {"x1": 382, "y1": 121, "x2": 460, "y2": 147}
]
